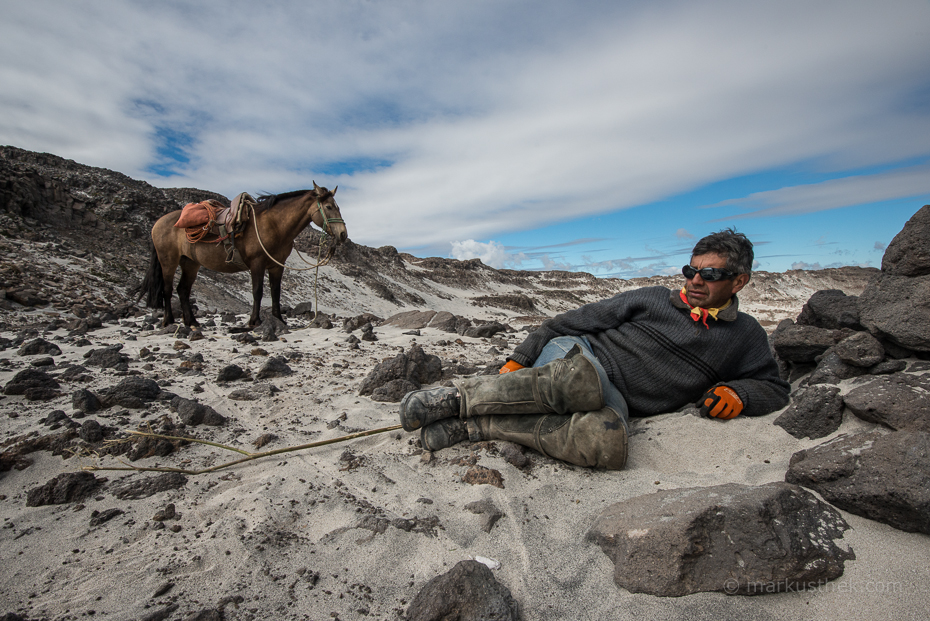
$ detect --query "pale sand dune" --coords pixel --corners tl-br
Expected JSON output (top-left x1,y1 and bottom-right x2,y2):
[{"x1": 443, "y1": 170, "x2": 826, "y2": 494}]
[{"x1": 1, "y1": 319, "x2": 928, "y2": 621}]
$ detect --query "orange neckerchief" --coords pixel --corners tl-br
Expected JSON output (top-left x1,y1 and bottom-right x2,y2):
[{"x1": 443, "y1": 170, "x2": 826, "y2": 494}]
[{"x1": 679, "y1": 287, "x2": 732, "y2": 329}]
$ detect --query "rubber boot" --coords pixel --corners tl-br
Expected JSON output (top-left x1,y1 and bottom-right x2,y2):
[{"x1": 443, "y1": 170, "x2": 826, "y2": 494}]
[
  {"x1": 470, "y1": 407, "x2": 628, "y2": 470},
  {"x1": 453, "y1": 348, "x2": 605, "y2": 418},
  {"x1": 420, "y1": 417, "x2": 469, "y2": 452},
  {"x1": 399, "y1": 386, "x2": 459, "y2": 432}
]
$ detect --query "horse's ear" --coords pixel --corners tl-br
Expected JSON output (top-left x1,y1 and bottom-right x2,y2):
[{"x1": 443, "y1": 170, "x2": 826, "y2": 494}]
[
  {"x1": 332, "y1": 186, "x2": 337, "y2": 196},
  {"x1": 313, "y1": 180, "x2": 320, "y2": 191}
]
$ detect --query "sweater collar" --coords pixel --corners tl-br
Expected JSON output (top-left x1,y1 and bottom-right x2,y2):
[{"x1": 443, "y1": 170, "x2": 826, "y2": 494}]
[{"x1": 670, "y1": 287, "x2": 740, "y2": 328}]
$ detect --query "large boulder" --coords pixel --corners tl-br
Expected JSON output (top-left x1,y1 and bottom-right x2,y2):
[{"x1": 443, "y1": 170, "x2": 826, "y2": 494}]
[
  {"x1": 786, "y1": 430, "x2": 930, "y2": 534},
  {"x1": 833, "y1": 331, "x2": 884, "y2": 367},
  {"x1": 382, "y1": 310, "x2": 437, "y2": 330},
  {"x1": 586, "y1": 482, "x2": 853, "y2": 596},
  {"x1": 2, "y1": 368, "x2": 60, "y2": 396},
  {"x1": 26, "y1": 472, "x2": 102, "y2": 506},
  {"x1": 796, "y1": 289, "x2": 862, "y2": 330},
  {"x1": 805, "y1": 350, "x2": 869, "y2": 386},
  {"x1": 858, "y1": 273, "x2": 930, "y2": 352},
  {"x1": 858, "y1": 205, "x2": 930, "y2": 351},
  {"x1": 170, "y1": 396, "x2": 226, "y2": 426},
  {"x1": 842, "y1": 373, "x2": 930, "y2": 432},
  {"x1": 881, "y1": 204, "x2": 930, "y2": 276},
  {"x1": 358, "y1": 344, "x2": 442, "y2": 401},
  {"x1": 405, "y1": 560, "x2": 520, "y2": 621},
  {"x1": 97, "y1": 377, "x2": 168, "y2": 409},
  {"x1": 772, "y1": 322, "x2": 837, "y2": 363},
  {"x1": 773, "y1": 385, "x2": 844, "y2": 439},
  {"x1": 17, "y1": 338, "x2": 62, "y2": 357}
]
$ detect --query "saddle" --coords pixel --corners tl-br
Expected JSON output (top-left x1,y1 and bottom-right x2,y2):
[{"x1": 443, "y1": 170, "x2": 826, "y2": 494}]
[{"x1": 175, "y1": 192, "x2": 256, "y2": 267}]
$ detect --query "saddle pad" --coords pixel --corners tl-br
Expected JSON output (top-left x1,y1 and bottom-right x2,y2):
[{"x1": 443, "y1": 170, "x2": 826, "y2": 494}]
[{"x1": 175, "y1": 200, "x2": 225, "y2": 229}]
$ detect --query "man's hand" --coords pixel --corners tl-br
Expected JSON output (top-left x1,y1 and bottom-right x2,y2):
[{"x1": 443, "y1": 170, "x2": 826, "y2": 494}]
[
  {"x1": 500, "y1": 360, "x2": 525, "y2": 374},
  {"x1": 699, "y1": 386, "x2": 743, "y2": 419}
]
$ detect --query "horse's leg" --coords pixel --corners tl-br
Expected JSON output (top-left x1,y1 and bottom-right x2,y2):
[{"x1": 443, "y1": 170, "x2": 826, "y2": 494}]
[
  {"x1": 248, "y1": 264, "x2": 266, "y2": 326},
  {"x1": 177, "y1": 257, "x2": 201, "y2": 327},
  {"x1": 268, "y1": 265, "x2": 286, "y2": 324},
  {"x1": 160, "y1": 254, "x2": 179, "y2": 327}
]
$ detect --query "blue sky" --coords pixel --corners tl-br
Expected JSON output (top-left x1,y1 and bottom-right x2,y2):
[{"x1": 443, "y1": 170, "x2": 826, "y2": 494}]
[{"x1": 2, "y1": 0, "x2": 929, "y2": 277}]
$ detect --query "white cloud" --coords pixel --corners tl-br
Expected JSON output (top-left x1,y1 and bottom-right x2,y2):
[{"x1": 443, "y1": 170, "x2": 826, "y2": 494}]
[
  {"x1": 791, "y1": 261, "x2": 823, "y2": 270},
  {"x1": 449, "y1": 240, "x2": 524, "y2": 269},
  {"x1": 708, "y1": 164, "x2": 930, "y2": 218},
  {"x1": 1, "y1": 0, "x2": 929, "y2": 255},
  {"x1": 874, "y1": 241, "x2": 887, "y2": 251}
]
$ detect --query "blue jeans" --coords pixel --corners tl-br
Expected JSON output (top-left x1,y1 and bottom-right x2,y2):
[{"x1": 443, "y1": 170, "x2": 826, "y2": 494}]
[{"x1": 532, "y1": 336, "x2": 629, "y2": 425}]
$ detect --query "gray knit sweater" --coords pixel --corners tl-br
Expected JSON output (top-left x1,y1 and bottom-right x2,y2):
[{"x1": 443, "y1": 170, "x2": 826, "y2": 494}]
[{"x1": 509, "y1": 286, "x2": 790, "y2": 417}]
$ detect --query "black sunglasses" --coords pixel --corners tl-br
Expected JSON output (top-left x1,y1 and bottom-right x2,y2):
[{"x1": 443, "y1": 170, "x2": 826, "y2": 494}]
[{"x1": 682, "y1": 265, "x2": 737, "y2": 282}]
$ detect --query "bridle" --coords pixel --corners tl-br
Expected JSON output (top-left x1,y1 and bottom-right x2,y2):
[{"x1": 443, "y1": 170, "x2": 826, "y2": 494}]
[{"x1": 310, "y1": 198, "x2": 345, "y2": 237}]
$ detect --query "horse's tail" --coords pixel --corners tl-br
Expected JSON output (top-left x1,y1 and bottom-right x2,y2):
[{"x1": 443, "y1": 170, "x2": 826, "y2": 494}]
[{"x1": 136, "y1": 246, "x2": 166, "y2": 309}]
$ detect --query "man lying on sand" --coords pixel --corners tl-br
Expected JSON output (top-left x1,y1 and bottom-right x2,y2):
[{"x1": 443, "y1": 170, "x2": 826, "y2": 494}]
[{"x1": 399, "y1": 229, "x2": 790, "y2": 469}]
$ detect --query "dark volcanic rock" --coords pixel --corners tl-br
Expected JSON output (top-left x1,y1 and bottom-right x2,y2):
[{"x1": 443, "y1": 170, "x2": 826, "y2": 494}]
[
  {"x1": 254, "y1": 356, "x2": 293, "y2": 379},
  {"x1": 774, "y1": 385, "x2": 844, "y2": 439},
  {"x1": 358, "y1": 344, "x2": 442, "y2": 401},
  {"x1": 98, "y1": 377, "x2": 166, "y2": 408},
  {"x1": 79, "y1": 419, "x2": 105, "y2": 442},
  {"x1": 805, "y1": 350, "x2": 869, "y2": 386},
  {"x1": 371, "y1": 378, "x2": 420, "y2": 403},
  {"x1": 587, "y1": 482, "x2": 854, "y2": 596},
  {"x1": 858, "y1": 273, "x2": 930, "y2": 352},
  {"x1": 17, "y1": 338, "x2": 62, "y2": 356},
  {"x1": 2, "y1": 368, "x2": 60, "y2": 396},
  {"x1": 796, "y1": 289, "x2": 862, "y2": 330},
  {"x1": 833, "y1": 331, "x2": 885, "y2": 367},
  {"x1": 111, "y1": 472, "x2": 189, "y2": 500},
  {"x1": 26, "y1": 472, "x2": 102, "y2": 506},
  {"x1": 772, "y1": 322, "x2": 836, "y2": 363},
  {"x1": 406, "y1": 560, "x2": 520, "y2": 621},
  {"x1": 89, "y1": 508, "x2": 125, "y2": 527},
  {"x1": 463, "y1": 322, "x2": 507, "y2": 339},
  {"x1": 72, "y1": 388, "x2": 102, "y2": 413},
  {"x1": 170, "y1": 396, "x2": 226, "y2": 426},
  {"x1": 216, "y1": 364, "x2": 248, "y2": 382},
  {"x1": 786, "y1": 430, "x2": 930, "y2": 534},
  {"x1": 880, "y1": 204, "x2": 930, "y2": 276},
  {"x1": 83, "y1": 344, "x2": 130, "y2": 370},
  {"x1": 842, "y1": 373, "x2": 930, "y2": 431}
]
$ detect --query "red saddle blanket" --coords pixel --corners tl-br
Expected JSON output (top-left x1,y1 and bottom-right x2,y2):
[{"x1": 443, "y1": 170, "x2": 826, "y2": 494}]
[{"x1": 175, "y1": 199, "x2": 226, "y2": 229}]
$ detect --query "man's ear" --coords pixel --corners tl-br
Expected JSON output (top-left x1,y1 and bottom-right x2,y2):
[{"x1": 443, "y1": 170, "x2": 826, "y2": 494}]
[{"x1": 731, "y1": 273, "x2": 750, "y2": 294}]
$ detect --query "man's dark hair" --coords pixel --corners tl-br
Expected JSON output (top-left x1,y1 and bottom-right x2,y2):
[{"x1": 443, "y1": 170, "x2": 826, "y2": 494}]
[{"x1": 691, "y1": 228, "x2": 754, "y2": 275}]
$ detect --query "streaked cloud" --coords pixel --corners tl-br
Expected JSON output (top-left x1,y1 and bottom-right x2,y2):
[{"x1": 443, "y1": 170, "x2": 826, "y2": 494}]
[{"x1": 707, "y1": 163, "x2": 930, "y2": 219}]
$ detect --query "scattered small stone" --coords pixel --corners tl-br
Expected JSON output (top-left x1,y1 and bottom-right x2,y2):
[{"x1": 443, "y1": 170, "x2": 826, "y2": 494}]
[
  {"x1": 462, "y1": 466, "x2": 505, "y2": 489},
  {"x1": 152, "y1": 503, "x2": 177, "y2": 521},
  {"x1": 89, "y1": 508, "x2": 124, "y2": 527},
  {"x1": 111, "y1": 473, "x2": 188, "y2": 500},
  {"x1": 253, "y1": 433, "x2": 277, "y2": 448}
]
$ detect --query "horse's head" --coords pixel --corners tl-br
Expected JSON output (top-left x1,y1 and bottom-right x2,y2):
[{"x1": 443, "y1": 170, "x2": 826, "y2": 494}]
[{"x1": 310, "y1": 181, "x2": 348, "y2": 243}]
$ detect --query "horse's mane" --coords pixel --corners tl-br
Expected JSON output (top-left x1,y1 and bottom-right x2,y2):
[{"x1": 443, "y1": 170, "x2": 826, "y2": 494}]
[{"x1": 253, "y1": 189, "x2": 317, "y2": 215}]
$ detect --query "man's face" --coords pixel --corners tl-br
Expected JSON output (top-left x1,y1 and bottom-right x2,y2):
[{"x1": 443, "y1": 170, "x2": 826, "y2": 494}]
[{"x1": 683, "y1": 253, "x2": 749, "y2": 309}]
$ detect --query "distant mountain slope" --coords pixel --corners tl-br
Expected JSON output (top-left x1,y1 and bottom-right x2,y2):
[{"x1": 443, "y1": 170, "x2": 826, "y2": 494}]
[{"x1": 1, "y1": 145, "x2": 877, "y2": 328}]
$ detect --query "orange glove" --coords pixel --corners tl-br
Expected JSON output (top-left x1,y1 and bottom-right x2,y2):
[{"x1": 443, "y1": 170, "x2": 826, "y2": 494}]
[
  {"x1": 699, "y1": 386, "x2": 743, "y2": 419},
  {"x1": 500, "y1": 360, "x2": 525, "y2": 374}
]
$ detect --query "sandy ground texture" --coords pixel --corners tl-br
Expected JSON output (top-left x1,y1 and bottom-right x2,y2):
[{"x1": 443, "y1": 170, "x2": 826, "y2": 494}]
[{"x1": 2, "y1": 311, "x2": 929, "y2": 621}]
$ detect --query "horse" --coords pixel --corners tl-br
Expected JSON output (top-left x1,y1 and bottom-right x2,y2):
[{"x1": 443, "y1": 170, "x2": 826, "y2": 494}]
[{"x1": 139, "y1": 182, "x2": 348, "y2": 327}]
